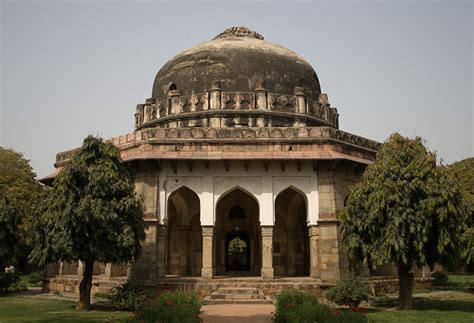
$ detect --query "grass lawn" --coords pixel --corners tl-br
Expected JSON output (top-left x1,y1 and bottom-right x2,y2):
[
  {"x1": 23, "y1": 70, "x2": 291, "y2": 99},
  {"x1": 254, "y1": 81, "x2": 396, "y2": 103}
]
[
  {"x1": 367, "y1": 291, "x2": 474, "y2": 323},
  {"x1": 448, "y1": 274, "x2": 474, "y2": 284},
  {"x1": 0, "y1": 295, "x2": 133, "y2": 322},
  {"x1": 1, "y1": 289, "x2": 473, "y2": 322}
]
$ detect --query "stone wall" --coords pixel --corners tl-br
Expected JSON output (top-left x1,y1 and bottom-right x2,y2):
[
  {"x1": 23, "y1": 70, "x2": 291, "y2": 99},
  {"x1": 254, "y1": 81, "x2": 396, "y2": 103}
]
[
  {"x1": 316, "y1": 161, "x2": 364, "y2": 282},
  {"x1": 129, "y1": 161, "x2": 160, "y2": 283}
]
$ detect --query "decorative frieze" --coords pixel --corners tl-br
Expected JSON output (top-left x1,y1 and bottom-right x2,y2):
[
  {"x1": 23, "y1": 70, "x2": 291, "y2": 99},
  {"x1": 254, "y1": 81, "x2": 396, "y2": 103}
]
[{"x1": 135, "y1": 88, "x2": 339, "y2": 130}]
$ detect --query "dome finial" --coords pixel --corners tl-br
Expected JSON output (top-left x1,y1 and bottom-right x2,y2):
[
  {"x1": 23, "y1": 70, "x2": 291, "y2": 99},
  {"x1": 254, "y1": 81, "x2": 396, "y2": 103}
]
[{"x1": 213, "y1": 26, "x2": 264, "y2": 40}]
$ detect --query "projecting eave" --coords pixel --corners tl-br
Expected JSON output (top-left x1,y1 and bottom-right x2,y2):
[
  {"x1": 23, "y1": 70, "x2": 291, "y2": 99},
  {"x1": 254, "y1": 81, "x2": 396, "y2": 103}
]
[
  {"x1": 53, "y1": 126, "x2": 380, "y2": 169},
  {"x1": 119, "y1": 150, "x2": 374, "y2": 165},
  {"x1": 38, "y1": 171, "x2": 58, "y2": 187}
]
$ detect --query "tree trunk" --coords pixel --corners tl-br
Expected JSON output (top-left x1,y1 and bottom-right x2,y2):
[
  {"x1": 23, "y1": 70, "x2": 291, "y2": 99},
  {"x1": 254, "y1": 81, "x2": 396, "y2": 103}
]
[
  {"x1": 77, "y1": 260, "x2": 94, "y2": 310},
  {"x1": 397, "y1": 261, "x2": 414, "y2": 310}
]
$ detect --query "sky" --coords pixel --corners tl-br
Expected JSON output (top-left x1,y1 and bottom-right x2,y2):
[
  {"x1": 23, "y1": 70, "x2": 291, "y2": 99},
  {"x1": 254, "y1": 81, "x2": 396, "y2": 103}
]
[{"x1": 1, "y1": 0, "x2": 473, "y2": 178}]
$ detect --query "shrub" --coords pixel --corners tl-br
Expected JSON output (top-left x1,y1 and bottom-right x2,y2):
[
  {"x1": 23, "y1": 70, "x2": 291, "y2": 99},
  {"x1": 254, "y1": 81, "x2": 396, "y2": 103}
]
[
  {"x1": 27, "y1": 272, "x2": 43, "y2": 286},
  {"x1": 136, "y1": 290, "x2": 201, "y2": 323},
  {"x1": 273, "y1": 290, "x2": 367, "y2": 323},
  {"x1": 10, "y1": 280, "x2": 27, "y2": 292},
  {"x1": 0, "y1": 272, "x2": 20, "y2": 293},
  {"x1": 431, "y1": 271, "x2": 448, "y2": 286},
  {"x1": 111, "y1": 282, "x2": 149, "y2": 311},
  {"x1": 28, "y1": 272, "x2": 42, "y2": 285},
  {"x1": 326, "y1": 273, "x2": 369, "y2": 308},
  {"x1": 274, "y1": 289, "x2": 318, "y2": 323}
]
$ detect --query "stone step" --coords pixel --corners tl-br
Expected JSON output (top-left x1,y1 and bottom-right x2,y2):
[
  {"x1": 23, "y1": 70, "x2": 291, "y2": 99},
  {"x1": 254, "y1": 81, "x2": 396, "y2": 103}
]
[
  {"x1": 203, "y1": 286, "x2": 272, "y2": 305},
  {"x1": 209, "y1": 291, "x2": 265, "y2": 299},
  {"x1": 203, "y1": 296, "x2": 273, "y2": 305},
  {"x1": 217, "y1": 287, "x2": 258, "y2": 294}
]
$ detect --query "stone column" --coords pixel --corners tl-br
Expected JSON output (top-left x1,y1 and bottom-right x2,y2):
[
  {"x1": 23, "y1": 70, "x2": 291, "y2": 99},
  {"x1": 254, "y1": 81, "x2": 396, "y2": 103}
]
[
  {"x1": 209, "y1": 81, "x2": 221, "y2": 128},
  {"x1": 135, "y1": 104, "x2": 144, "y2": 128},
  {"x1": 261, "y1": 226, "x2": 274, "y2": 279},
  {"x1": 294, "y1": 86, "x2": 307, "y2": 112},
  {"x1": 167, "y1": 90, "x2": 181, "y2": 127},
  {"x1": 294, "y1": 87, "x2": 307, "y2": 127},
  {"x1": 255, "y1": 81, "x2": 267, "y2": 127},
  {"x1": 77, "y1": 261, "x2": 84, "y2": 276},
  {"x1": 308, "y1": 225, "x2": 319, "y2": 278},
  {"x1": 156, "y1": 225, "x2": 167, "y2": 278},
  {"x1": 201, "y1": 226, "x2": 214, "y2": 278}
]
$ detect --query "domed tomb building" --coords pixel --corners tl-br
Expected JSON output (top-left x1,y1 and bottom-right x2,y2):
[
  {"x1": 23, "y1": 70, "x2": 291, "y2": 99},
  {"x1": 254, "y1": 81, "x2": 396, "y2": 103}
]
[{"x1": 43, "y1": 27, "x2": 380, "y2": 295}]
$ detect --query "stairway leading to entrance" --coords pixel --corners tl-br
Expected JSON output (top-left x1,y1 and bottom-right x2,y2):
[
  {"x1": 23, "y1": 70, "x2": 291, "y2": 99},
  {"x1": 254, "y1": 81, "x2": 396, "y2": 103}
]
[{"x1": 204, "y1": 286, "x2": 273, "y2": 305}]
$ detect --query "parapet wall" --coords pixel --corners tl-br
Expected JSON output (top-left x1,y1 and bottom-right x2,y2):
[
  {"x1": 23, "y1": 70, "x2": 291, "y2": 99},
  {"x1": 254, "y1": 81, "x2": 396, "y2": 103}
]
[{"x1": 135, "y1": 87, "x2": 339, "y2": 130}]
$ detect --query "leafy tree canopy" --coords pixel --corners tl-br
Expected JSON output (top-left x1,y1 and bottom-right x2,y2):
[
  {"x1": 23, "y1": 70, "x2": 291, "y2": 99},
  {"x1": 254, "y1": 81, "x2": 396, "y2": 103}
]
[
  {"x1": 0, "y1": 198, "x2": 20, "y2": 268},
  {"x1": 448, "y1": 157, "x2": 474, "y2": 203},
  {"x1": 0, "y1": 148, "x2": 45, "y2": 268},
  {"x1": 448, "y1": 157, "x2": 474, "y2": 263},
  {"x1": 31, "y1": 136, "x2": 146, "y2": 310},
  {"x1": 340, "y1": 133, "x2": 470, "y2": 309},
  {"x1": 31, "y1": 136, "x2": 146, "y2": 266}
]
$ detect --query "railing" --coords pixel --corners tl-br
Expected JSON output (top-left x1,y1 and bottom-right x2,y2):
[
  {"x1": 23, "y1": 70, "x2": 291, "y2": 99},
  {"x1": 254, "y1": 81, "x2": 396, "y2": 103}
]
[{"x1": 134, "y1": 90, "x2": 339, "y2": 130}]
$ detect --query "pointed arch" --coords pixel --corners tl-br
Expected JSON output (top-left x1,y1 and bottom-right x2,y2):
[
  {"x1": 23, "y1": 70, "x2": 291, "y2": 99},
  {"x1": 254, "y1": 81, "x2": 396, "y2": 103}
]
[
  {"x1": 216, "y1": 185, "x2": 260, "y2": 210},
  {"x1": 167, "y1": 184, "x2": 200, "y2": 198},
  {"x1": 273, "y1": 186, "x2": 310, "y2": 277},
  {"x1": 274, "y1": 185, "x2": 308, "y2": 223},
  {"x1": 166, "y1": 185, "x2": 202, "y2": 276},
  {"x1": 274, "y1": 185, "x2": 308, "y2": 205},
  {"x1": 214, "y1": 185, "x2": 261, "y2": 276},
  {"x1": 165, "y1": 185, "x2": 200, "y2": 225}
]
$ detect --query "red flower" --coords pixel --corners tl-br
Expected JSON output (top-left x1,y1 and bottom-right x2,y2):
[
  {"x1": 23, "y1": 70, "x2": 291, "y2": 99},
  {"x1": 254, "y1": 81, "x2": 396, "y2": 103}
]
[
  {"x1": 164, "y1": 299, "x2": 175, "y2": 307},
  {"x1": 334, "y1": 309, "x2": 340, "y2": 316},
  {"x1": 350, "y1": 306, "x2": 367, "y2": 316}
]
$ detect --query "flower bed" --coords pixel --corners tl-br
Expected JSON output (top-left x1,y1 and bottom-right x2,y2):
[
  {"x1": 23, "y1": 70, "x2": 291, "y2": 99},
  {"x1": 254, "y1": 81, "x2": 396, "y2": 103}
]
[{"x1": 273, "y1": 290, "x2": 367, "y2": 323}]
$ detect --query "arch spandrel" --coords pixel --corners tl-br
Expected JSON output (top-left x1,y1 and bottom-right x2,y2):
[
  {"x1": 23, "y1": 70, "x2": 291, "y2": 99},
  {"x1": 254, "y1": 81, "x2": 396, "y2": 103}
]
[{"x1": 164, "y1": 176, "x2": 203, "y2": 196}]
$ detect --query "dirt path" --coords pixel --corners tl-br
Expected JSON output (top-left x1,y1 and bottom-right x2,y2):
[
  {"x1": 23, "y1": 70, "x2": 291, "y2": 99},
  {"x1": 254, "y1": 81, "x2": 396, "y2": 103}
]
[{"x1": 201, "y1": 304, "x2": 275, "y2": 323}]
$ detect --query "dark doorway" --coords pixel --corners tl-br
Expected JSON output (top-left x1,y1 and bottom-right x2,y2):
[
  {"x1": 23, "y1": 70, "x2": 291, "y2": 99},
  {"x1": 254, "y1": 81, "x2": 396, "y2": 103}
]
[{"x1": 225, "y1": 229, "x2": 250, "y2": 272}]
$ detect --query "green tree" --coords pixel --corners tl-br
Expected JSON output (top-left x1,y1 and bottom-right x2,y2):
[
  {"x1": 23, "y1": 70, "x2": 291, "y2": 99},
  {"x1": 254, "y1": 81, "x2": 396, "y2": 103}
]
[
  {"x1": 0, "y1": 148, "x2": 45, "y2": 269},
  {"x1": 0, "y1": 198, "x2": 20, "y2": 269},
  {"x1": 31, "y1": 136, "x2": 146, "y2": 310},
  {"x1": 448, "y1": 158, "x2": 474, "y2": 263},
  {"x1": 340, "y1": 133, "x2": 469, "y2": 310}
]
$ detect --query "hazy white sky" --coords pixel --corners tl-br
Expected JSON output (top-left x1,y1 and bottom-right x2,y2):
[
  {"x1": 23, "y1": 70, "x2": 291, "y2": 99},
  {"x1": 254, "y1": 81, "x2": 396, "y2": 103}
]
[{"x1": 1, "y1": 0, "x2": 473, "y2": 178}]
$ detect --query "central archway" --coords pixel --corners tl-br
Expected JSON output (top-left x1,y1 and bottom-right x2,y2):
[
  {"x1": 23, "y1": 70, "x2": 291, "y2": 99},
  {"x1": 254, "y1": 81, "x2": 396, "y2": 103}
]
[{"x1": 215, "y1": 188, "x2": 260, "y2": 276}]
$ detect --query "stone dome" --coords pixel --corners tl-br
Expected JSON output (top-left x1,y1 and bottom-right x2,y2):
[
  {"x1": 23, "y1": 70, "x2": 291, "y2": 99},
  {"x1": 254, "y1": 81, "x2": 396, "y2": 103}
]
[
  {"x1": 152, "y1": 27, "x2": 321, "y2": 101},
  {"x1": 134, "y1": 27, "x2": 339, "y2": 130}
]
